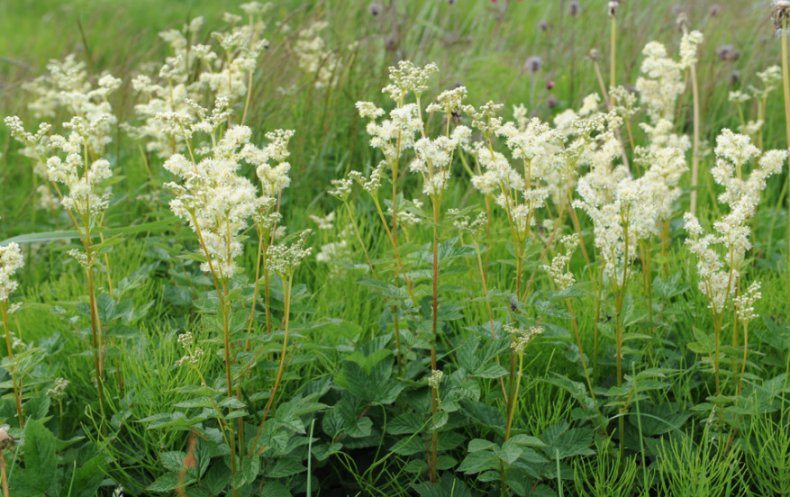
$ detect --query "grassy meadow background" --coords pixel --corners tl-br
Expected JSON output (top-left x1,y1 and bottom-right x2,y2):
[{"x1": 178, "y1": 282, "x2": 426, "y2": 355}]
[{"x1": 0, "y1": 0, "x2": 788, "y2": 496}]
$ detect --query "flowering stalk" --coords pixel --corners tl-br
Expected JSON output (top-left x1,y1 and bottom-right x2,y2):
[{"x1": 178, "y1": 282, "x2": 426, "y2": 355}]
[
  {"x1": 735, "y1": 282, "x2": 760, "y2": 396},
  {"x1": 504, "y1": 325, "x2": 542, "y2": 441},
  {"x1": 777, "y1": 5, "x2": 790, "y2": 306},
  {"x1": 684, "y1": 130, "x2": 785, "y2": 408},
  {"x1": 544, "y1": 234, "x2": 596, "y2": 401},
  {"x1": 0, "y1": 243, "x2": 24, "y2": 428},
  {"x1": 0, "y1": 304, "x2": 24, "y2": 429},
  {"x1": 250, "y1": 232, "x2": 310, "y2": 457}
]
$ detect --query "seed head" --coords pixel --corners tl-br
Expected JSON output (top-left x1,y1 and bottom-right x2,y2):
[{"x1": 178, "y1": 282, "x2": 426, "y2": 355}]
[
  {"x1": 525, "y1": 56, "x2": 543, "y2": 73},
  {"x1": 569, "y1": 1, "x2": 580, "y2": 17},
  {"x1": 773, "y1": 1, "x2": 790, "y2": 31}
]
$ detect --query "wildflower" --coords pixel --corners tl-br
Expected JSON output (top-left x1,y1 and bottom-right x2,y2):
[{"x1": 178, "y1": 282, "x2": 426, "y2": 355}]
[
  {"x1": 734, "y1": 281, "x2": 761, "y2": 322},
  {"x1": 428, "y1": 369, "x2": 444, "y2": 389},
  {"x1": 176, "y1": 332, "x2": 204, "y2": 367},
  {"x1": 684, "y1": 131, "x2": 785, "y2": 314},
  {"x1": 716, "y1": 44, "x2": 740, "y2": 62},
  {"x1": 384, "y1": 60, "x2": 439, "y2": 98},
  {"x1": 294, "y1": 21, "x2": 341, "y2": 89},
  {"x1": 635, "y1": 41, "x2": 684, "y2": 122},
  {"x1": 773, "y1": 0, "x2": 790, "y2": 31},
  {"x1": 164, "y1": 125, "x2": 262, "y2": 278},
  {"x1": 525, "y1": 56, "x2": 543, "y2": 73},
  {"x1": 0, "y1": 243, "x2": 23, "y2": 302},
  {"x1": 329, "y1": 178, "x2": 353, "y2": 200},
  {"x1": 47, "y1": 377, "x2": 70, "y2": 400},
  {"x1": 506, "y1": 324, "x2": 544, "y2": 353},
  {"x1": 267, "y1": 230, "x2": 313, "y2": 277},
  {"x1": 316, "y1": 240, "x2": 350, "y2": 264},
  {"x1": 543, "y1": 234, "x2": 580, "y2": 290},
  {"x1": 310, "y1": 212, "x2": 336, "y2": 231},
  {"x1": 679, "y1": 30, "x2": 704, "y2": 69}
]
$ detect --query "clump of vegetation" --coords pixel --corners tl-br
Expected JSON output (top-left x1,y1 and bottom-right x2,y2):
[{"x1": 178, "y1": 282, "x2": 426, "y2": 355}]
[{"x1": 0, "y1": 1, "x2": 789, "y2": 496}]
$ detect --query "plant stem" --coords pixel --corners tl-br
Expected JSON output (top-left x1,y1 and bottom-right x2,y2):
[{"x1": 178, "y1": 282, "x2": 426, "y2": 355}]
[
  {"x1": 689, "y1": 52, "x2": 702, "y2": 215},
  {"x1": 737, "y1": 320, "x2": 749, "y2": 396},
  {"x1": 251, "y1": 271, "x2": 293, "y2": 457},
  {"x1": 244, "y1": 226, "x2": 266, "y2": 350},
  {"x1": 428, "y1": 195, "x2": 441, "y2": 483},
  {"x1": 564, "y1": 298, "x2": 596, "y2": 402},
  {"x1": 0, "y1": 451, "x2": 8, "y2": 497},
  {"x1": 504, "y1": 350, "x2": 524, "y2": 441},
  {"x1": 781, "y1": 19, "x2": 790, "y2": 312},
  {"x1": 610, "y1": 15, "x2": 617, "y2": 91}
]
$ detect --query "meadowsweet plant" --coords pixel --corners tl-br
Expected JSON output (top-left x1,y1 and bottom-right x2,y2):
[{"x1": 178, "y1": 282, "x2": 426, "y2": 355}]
[
  {"x1": 294, "y1": 21, "x2": 341, "y2": 89},
  {"x1": 7, "y1": 3, "x2": 790, "y2": 496},
  {"x1": 247, "y1": 128, "x2": 294, "y2": 337},
  {"x1": 6, "y1": 68, "x2": 121, "y2": 416},
  {"x1": 469, "y1": 104, "x2": 567, "y2": 300},
  {"x1": 128, "y1": 3, "x2": 271, "y2": 160},
  {"x1": 684, "y1": 130, "x2": 785, "y2": 401},
  {"x1": 250, "y1": 230, "x2": 311, "y2": 456},
  {"x1": 354, "y1": 61, "x2": 438, "y2": 372},
  {"x1": 0, "y1": 243, "x2": 24, "y2": 428}
]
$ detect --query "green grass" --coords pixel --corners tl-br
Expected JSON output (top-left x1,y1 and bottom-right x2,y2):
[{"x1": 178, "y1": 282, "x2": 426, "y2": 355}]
[{"x1": 0, "y1": 1, "x2": 789, "y2": 496}]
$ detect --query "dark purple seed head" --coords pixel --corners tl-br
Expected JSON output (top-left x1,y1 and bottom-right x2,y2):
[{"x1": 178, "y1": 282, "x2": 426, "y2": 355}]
[{"x1": 525, "y1": 55, "x2": 542, "y2": 73}]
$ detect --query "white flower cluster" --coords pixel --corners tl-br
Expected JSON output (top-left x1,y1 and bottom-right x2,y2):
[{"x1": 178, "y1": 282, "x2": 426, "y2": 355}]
[
  {"x1": 635, "y1": 41, "x2": 686, "y2": 122},
  {"x1": 505, "y1": 324, "x2": 544, "y2": 353},
  {"x1": 684, "y1": 130, "x2": 785, "y2": 314},
  {"x1": 470, "y1": 104, "x2": 575, "y2": 238},
  {"x1": 734, "y1": 281, "x2": 761, "y2": 322},
  {"x1": 23, "y1": 55, "x2": 121, "y2": 154},
  {"x1": 6, "y1": 56, "x2": 121, "y2": 213},
  {"x1": 679, "y1": 30, "x2": 704, "y2": 69},
  {"x1": 356, "y1": 65, "x2": 437, "y2": 165},
  {"x1": 7, "y1": 78, "x2": 120, "y2": 225},
  {"x1": 129, "y1": 5, "x2": 269, "y2": 157},
  {"x1": 543, "y1": 234, "x2": 580, "y2": 291},
  {"x1": 0, "y1": 243, "x2": 24, "y2": 303},
  {"x1": 164, "y1": 122, "x2": 293, "y2": 279},
  {"x1": 294, "y1": 21, "x2": 341, "y2": 89},
  {"x1": 267, "y1": 230, "x2": 313, "y2": 277},
  {"x1": 176, "y1": 331, "x2": 205, "y2": 367},
  {"x1": 410, "y1": 126, "x2": 471, "y2": 196}
]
